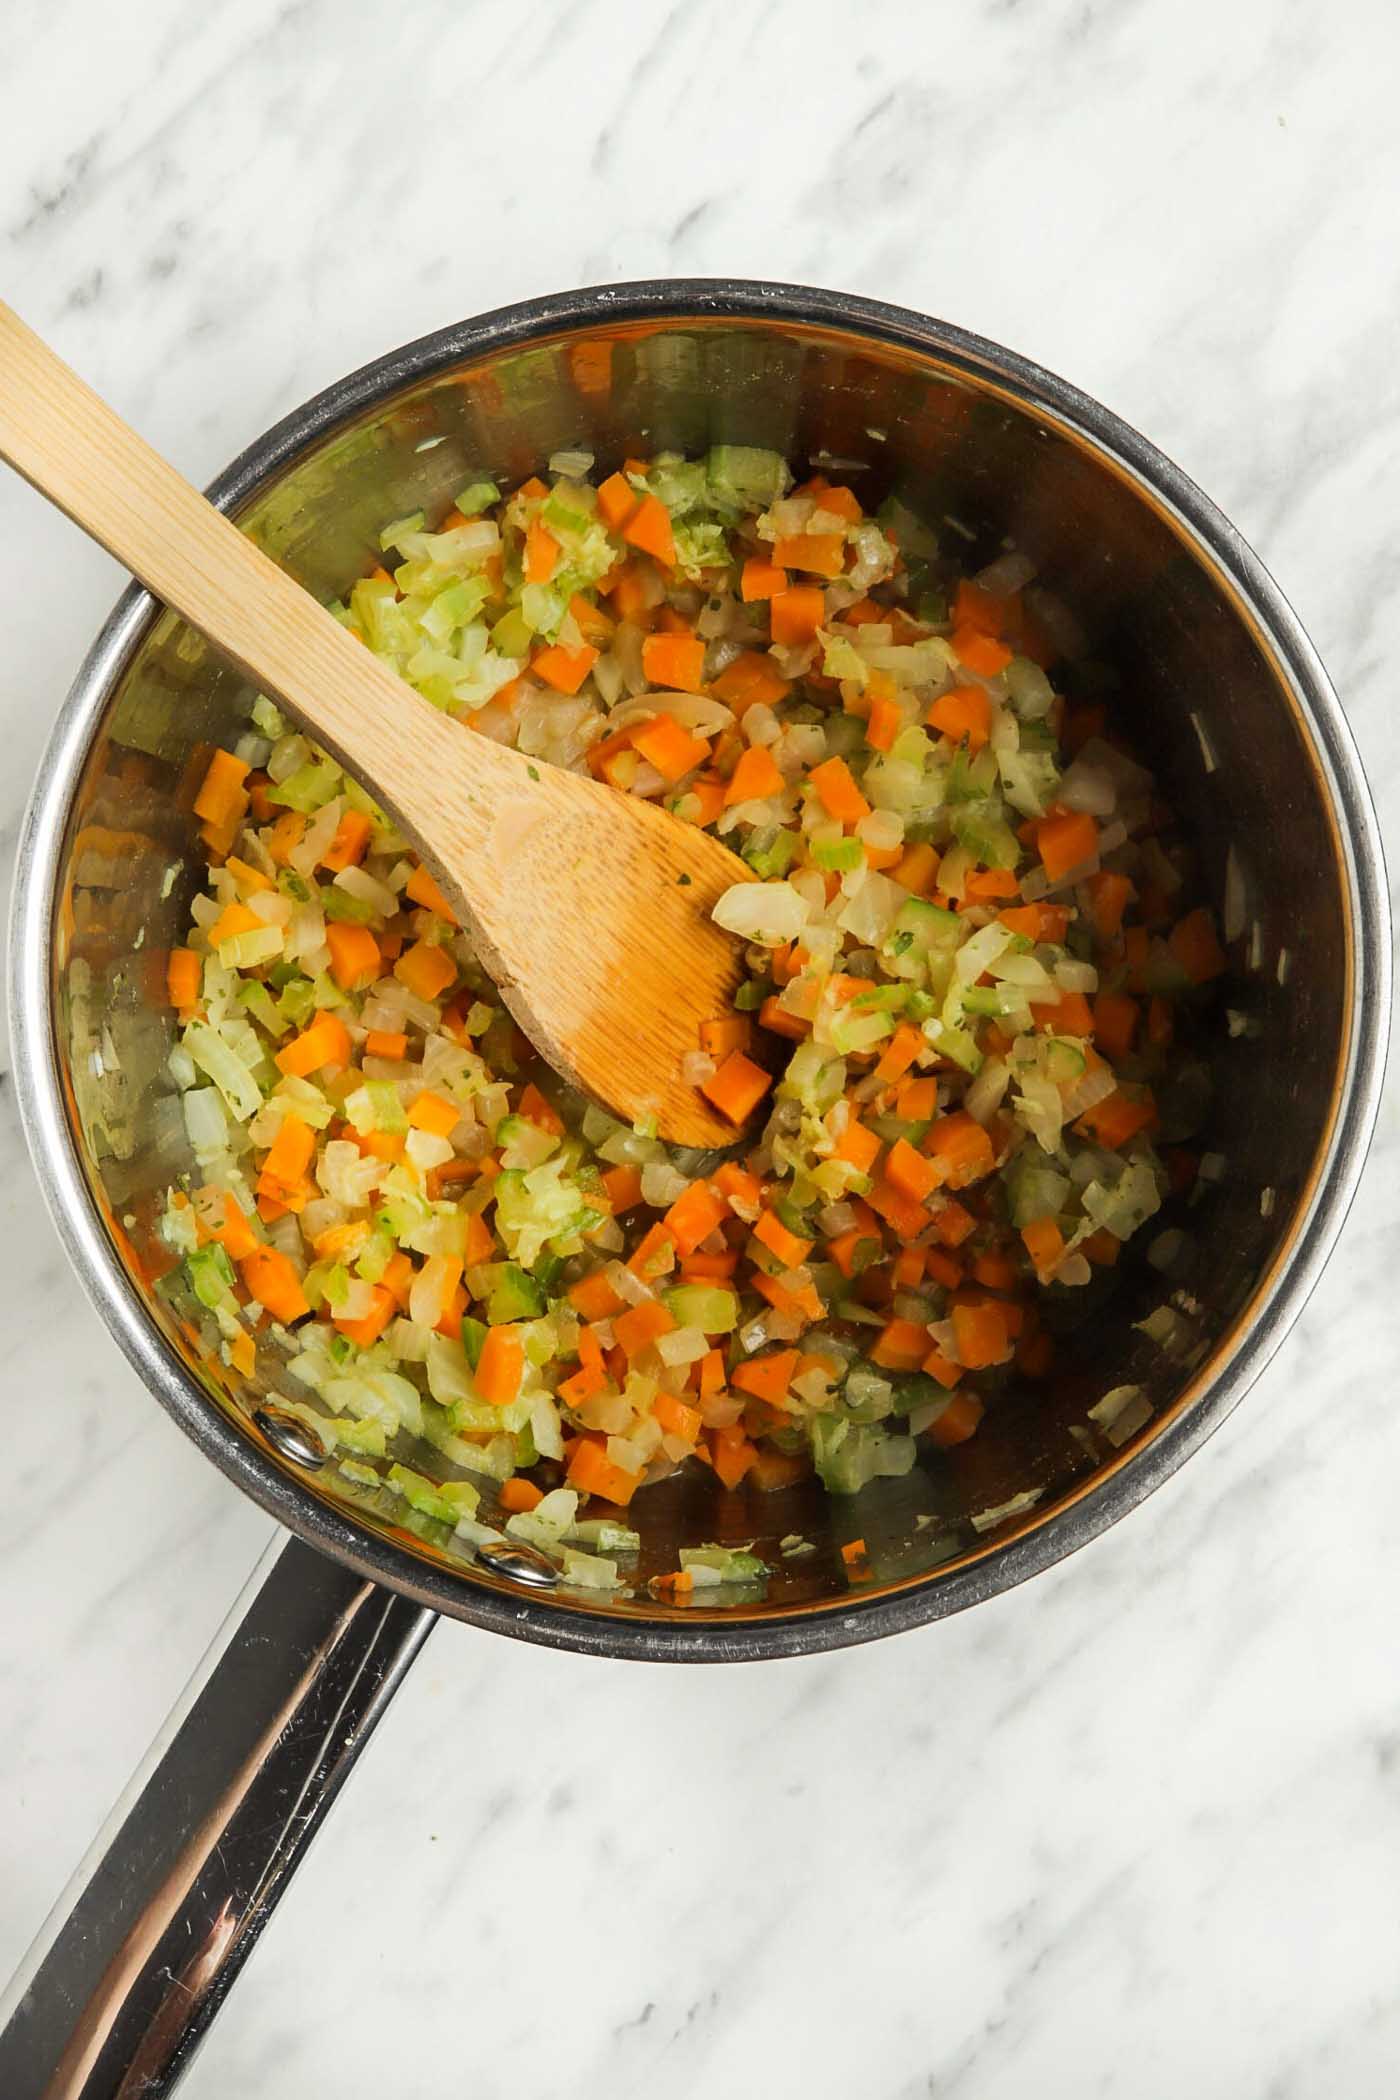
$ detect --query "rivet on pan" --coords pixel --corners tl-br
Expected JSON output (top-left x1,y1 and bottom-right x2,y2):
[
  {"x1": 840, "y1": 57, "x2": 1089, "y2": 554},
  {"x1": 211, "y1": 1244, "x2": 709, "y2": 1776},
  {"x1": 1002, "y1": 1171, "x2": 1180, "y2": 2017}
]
[
  {"x1": 253, "y1": 1405, "x2": 329, "y2": 1471},
  {"x1": 474, "y1": 1539, "x2": 559, "y2": 1590}
]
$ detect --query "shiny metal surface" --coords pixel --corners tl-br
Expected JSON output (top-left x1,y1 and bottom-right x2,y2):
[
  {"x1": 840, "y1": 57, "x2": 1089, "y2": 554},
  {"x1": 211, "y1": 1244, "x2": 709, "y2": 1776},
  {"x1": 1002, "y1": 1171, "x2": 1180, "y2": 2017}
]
[
  {"x1": 0, "y1": 1536, "x2": 434, "y2": 2100},
  {"x1": 1, "y1": 281, "x2": 1388, "y2": 2094},
  {"x1": 252, "y1": 1404, "x2": 329, "y2": 1470},
  {"x1": 473, "y1": 1540, "x2": 561, "y2": 1590}
]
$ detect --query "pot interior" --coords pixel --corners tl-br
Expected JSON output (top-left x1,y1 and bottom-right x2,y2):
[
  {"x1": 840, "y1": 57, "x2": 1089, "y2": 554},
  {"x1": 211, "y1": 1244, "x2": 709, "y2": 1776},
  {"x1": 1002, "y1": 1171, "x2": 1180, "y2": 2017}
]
[{"x1": 49, "y1": 303, "x2": 1355, "y2": 1629}]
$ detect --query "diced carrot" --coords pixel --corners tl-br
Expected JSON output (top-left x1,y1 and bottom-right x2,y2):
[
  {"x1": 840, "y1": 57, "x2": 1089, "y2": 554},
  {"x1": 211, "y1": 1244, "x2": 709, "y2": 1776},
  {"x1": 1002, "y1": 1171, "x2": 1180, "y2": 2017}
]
[
  {"x1": 892, "y1": 1246, "x2": 925, "y2": 1290},
  {"x1": 567, "y1": 1435, "x2": 641, "y2": 1506},
  {"x1": 752, "y1": 1207, "x2": 812, "y2": 1268},
  {"x1": 321, "y1": 809, "x2": 373, "y2": 873},
  {"x1": 865, "y1": 692, "x2": 902, "y2": 752},
  {"x1": 166, "y1": 948, "x2": 201, "y2": 1013},
  {"x1": 725, "y1": 744, "x2": 784, "y2": 805},
  {"x1": 866, "y1": 1173, "x2": 931, "y2": 1241},
  {"x1": 928, "y1": 684, "x2": 992, "y2": 750},
  {"x1": 759, "y1": 996, "x2": 809, "y2": 1041},
  {"x1": 1169, "y1": 907, "x2": 1228, "y2": 984},
  {"x1": 697, "y1": 1348, "x2": 727, "y2": 1399},
  {"x1": 895, "y1": 1077, "x2": 939, "y2": 1121},
  {"x1": 1032, "y1": 990, "x2": 1095, "y2": 1037},
  {"x1": 208, "y1": 1192, "x2": 259, "y2": 1261},
  {"x1": 1021, "y1": 1216, "x2": 1066, "y2": 1278},
  {"x1": 770, "y1": 585, "x2": 825, "y2": 647},
  {"x1": 924, "y1": 1247, "x2": 964, "y2": 1291},
  {"x1": 890, "y1": 842, "x2": 941, "y2": 896},
  {"x1": 532, "y1": 642, "x2": 598, "y2": 695},
  {"x1": 828, "y1": 1219, "x2": 881, "y2": 1277},
  {"x1": 925, "y1": 1112, "x2": 995, "y2": 1188},
  {"x1": 700, "y1": 1050, "x2": 772, "y2": 1125},
  {"x1": 773, "y1": 532, "x2": 844, "y2": 579},
  {"x1": 921, "y1": 1344, "x2": 963, "y2": 1390},
  {"x1": 623, "y1": 492, "x2": 676, "y2": 567},
  {"x1": 598, "y1": 471, "x2": 639, "y2": 531},
  {"x1": 395, "y1": 939, "x2": 456, "y2": 1002},
  {"x1": 568, "y1": 593, "x2": 614, "y2": 648},
  {"x1": 951, "y1": 627, "x2": 1012, "y2": 677},
  {"x1": 654, "y1": 1390, "x2": 702, "y2": 1443},
  {"x1": 733, "y1": 1349, "x2": 798, "y2": 1405},
  {"x1": 641, "y1": 632, "x2": 706, "y2": 691},
  {"x1": 404, "y1": 864, "x2": 459, "y2": 924},
  {"x1": 971, "y1": 1247, "x2": 1018, "y2": 1291},
  {"x1": 379, "y1": 1251, "x2": 414, "y2": 1309},
  {"x1": 952, "y1": 579, "x2": 1006, "y2": 637},
  {"x1": 657, "y1": 1179, "x2": 726, "y2": 1258},
  {"x1": 1087, "y1": 870, "x2": 1133, "y2": 941},
  {"x1": 325, "y1": 922, "x2": 381, "y2": 992},
  {"x1": 741, "y1": 556, "x2": 787, "y2": 602},
  {"x1": 264, "y1": 811, "x2": 306, "y2": 867},
  {"x1": 1076, "y1": 1089, "x2": 1156, "y2": 1148},
  {"x1": 815, "y1": 484, "x2": 862, "y2": 523},
  {"x1": 567, "y1": 1269, "x2": 625, "y2": 1322},
  {"x1": 711, "y1": 652, "x2": 792, "y2": 714},
  {"x1": 699, "y1": 1015, "x2": 751, "y2": 1060},
  {"x1": 1038, "y1": 808, "x2": 1099, "y2": 883},
  {"x1": 964, "y1": 868, "x2": 1020, "y2": 903},
  {"x1": 364, "y1": 1028, "x2": 408, "y2": 1061},
  {"x1": 927, "y1": 1391, "x2": 984, "y2": 1447},
  {"x1": 524, "y1": 518, "x2": 560, "y2": 584},
  {"x1": 951, "y1": 1299, "x2": 1015, "y2": 1369},
  {"x1": 275, "y1": 1012, "x2": 351, "y2": 1078},
  {"x1": 510, "y1": 1081, "x2": 560, "y2": 1135},
  {"x1": 600, "y1": 1164, "x2": 643, "y2": 1214},
  {"x1": 630, "y1": 713, "x2": 710, "y2": 783},
  {"x1": 875, "y1": 1022, "x2": 923, "y2": 1085},
  {"x1": 998, "y1": 902, "x2": 1066, "y2": 943},
  {"x1": 238, "y1": 1245, "x2": 310, "y2": 1326},
  {"x1": 870, "y1": 1318, "x2": 931, "y2": 1371},
  {"x1": 247, "y1": 776, "x2": 276, "y2": 824},
  {"x1": 407, "y1": 1089, "x2": 460, "y2": 1138},
  {"x1": 933, "y1": 1200, "x2": 976, "y2": 1248},
  {"x1": 628, "y1": 1220, "x2": 677, "y2": 1280},
  {"x1": 208, "y1": 900, "x2": 263, "y2": 950},
  {"x1": 681, "y1": 1248, "x2": 739, "y2": 1283},
  {"x1": 1082, "y1": 1227, "x2": 1121, "y2": 1267},
  {"x1": 333, "y1": 1282, "x2": 396, "y2": 1349},
  {"x1": 261, "y1": 1113, "x2": 315, "y2": 1193},
  {"x1": 831, "y1": 1117, "x2": 882, "y2": 1176},
  {"x1": 498, "y1": 1477, "x2": 544, "y2": 1514},
  {"x1": 192, "y1": 749, "x2": 250, "y2": 827},
  {"x1": 614, "y1": 1299, "x2": 677, "y2": 1358},
  {"x1": 1093, "y1": 990, "x2": 1139, "y2": 1061},
  {"x1": 710, "y1": 1430, "x2": 759, "y2": 1490},
  {"x1": 359, "y1": 1130, "x2": 403, "y2": 1165},
  {"x1": 884, "y1": 1136, "x2": 939, "y2": 1203},
  {"x1": 809, "y1": 755, "x2": 870, "y2": 826},
  {"x1": 225, "y1": 854, "x2": 274, "y2": 893},
  {"x1": 477, "y1": 1325, "x2": 524, "y2": 1406},
  {"x1": 713, "y1": 1161, "x2": 764, "y2": 1212}
]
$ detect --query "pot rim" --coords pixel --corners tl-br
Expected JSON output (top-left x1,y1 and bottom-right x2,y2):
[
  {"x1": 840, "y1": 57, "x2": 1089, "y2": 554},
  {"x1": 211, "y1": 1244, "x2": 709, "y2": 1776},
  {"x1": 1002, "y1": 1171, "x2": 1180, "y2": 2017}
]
[{"x1": 8, "y1": 278, "x2": 1390, "y2": 1661}]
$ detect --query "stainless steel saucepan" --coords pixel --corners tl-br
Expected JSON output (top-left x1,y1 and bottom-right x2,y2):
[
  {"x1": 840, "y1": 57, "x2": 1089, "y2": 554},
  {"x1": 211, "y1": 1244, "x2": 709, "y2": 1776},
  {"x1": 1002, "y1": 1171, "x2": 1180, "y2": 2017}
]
[{"x1": 2, "y1": 282, "x2": 1388, "y2": 2099}]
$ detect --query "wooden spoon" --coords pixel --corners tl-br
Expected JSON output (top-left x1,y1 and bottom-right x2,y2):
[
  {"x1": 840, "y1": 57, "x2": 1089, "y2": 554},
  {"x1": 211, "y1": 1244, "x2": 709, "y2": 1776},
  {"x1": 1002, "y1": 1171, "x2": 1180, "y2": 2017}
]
[{"x1": 0, "y1": 301, "x2": 752, "y2": 1147}]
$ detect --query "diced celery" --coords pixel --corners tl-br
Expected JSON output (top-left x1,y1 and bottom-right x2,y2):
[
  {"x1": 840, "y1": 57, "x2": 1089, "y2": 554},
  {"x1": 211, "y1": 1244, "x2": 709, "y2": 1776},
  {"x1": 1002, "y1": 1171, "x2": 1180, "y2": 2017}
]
[{"x1": 663, "y1": 1285, "x2": 739, "y2": 1334}]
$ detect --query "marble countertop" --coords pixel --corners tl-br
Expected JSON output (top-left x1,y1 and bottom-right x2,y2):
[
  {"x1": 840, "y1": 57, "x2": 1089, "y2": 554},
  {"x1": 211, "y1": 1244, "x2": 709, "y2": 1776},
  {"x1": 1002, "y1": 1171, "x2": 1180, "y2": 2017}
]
[{"x1": 4, "y1": 3, "x2": 1400, "y2": 2093}]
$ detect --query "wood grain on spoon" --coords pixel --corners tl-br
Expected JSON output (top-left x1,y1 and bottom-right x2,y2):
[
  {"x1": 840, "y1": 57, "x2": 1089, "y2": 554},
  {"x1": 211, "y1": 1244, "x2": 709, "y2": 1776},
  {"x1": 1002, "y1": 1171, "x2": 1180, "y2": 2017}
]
[{"x1": 0, "y1": 300, "x2": 750, "y2": 1148}]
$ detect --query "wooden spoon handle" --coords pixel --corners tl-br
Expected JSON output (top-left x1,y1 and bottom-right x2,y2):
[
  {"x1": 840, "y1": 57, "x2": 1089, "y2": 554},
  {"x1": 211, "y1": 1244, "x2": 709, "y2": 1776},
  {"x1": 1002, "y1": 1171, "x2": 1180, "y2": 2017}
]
[{"x1": 0, "y1": 298, "x2": 521, "y2": 849}]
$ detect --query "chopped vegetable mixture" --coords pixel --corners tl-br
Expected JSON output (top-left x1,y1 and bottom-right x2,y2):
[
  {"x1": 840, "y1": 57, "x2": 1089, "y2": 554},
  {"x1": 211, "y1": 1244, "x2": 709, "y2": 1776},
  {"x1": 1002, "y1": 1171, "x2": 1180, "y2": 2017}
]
[{"x1": 159, "y1": 445, "x2": 1225, "y2": 1587}]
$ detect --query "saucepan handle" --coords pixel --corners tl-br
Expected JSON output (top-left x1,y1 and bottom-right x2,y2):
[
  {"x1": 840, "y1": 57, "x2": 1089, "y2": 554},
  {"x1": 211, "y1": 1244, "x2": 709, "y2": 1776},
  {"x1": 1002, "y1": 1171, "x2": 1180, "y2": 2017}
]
[{"x1": 0, "y1": 1532, "x2": 435, "y2": 2099}]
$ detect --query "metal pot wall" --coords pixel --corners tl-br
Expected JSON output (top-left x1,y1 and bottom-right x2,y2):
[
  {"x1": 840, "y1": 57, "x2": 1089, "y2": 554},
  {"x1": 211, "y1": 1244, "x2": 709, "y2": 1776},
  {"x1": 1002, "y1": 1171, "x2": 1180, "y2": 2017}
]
[{"x1": 3, "y1": 283, "x2": 1388, "y2": 2099}]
